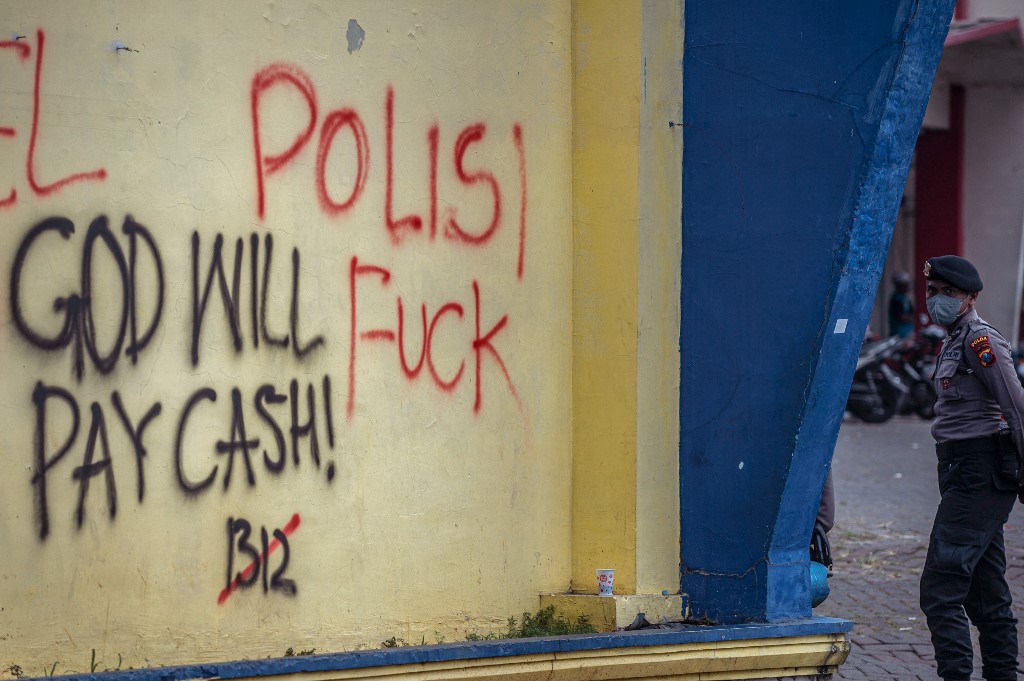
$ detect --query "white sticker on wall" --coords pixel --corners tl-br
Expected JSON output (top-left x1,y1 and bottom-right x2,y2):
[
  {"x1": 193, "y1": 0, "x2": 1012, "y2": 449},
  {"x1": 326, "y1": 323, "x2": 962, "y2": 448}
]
[{"x1": 834, "y1": 318, "x2": 848, "y2": 334}]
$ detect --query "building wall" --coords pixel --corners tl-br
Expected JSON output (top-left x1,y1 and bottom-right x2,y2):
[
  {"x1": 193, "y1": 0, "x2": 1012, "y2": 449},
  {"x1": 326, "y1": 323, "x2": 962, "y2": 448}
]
[
  {"x1": 965, "y1": 0, "x2": 1024, "y2": 17},
  {"x1": 0, "y1": 0, "x2": 574, "y2": 670},
  {"x1": 569, "y1": 0, "x2": 683, "y2": 600},
  {"x1": 957, "y1": 0, "x2": 1024, "y2": 343},
  {"x1": 887, "y1": 0, "x2": 1024, "y2": 341},
  {"x1": 570, "y1": 0, "x2": 642, "y2": 594},
  {"x1": 635, "y1": 0, "x2": 684, "y2": 596},
  {"x1": 962, "y1": 86, "x2": 1024, "y2": 342},
  {"x1": 0, "y1": 0, "x2": 955, "y2": 674}
]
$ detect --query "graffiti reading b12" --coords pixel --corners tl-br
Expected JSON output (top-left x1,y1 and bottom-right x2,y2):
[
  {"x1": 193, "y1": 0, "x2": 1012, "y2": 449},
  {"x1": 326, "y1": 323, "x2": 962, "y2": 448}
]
[{"x1": 219, "y1": 513, "x2": 300, "y2": 604}]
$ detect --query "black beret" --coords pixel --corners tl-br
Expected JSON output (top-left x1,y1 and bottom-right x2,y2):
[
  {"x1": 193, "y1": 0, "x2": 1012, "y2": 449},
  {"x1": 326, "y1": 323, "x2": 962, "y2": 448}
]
[{"x1": 923, "y1": 255, "x2": 983, "y2": 292}]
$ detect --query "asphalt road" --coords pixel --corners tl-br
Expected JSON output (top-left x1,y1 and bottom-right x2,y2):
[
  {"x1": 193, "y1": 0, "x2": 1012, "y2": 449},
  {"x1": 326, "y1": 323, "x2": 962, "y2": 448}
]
[{"x1": 815, "y1": 415, "x2": 1024, "y2": 680}]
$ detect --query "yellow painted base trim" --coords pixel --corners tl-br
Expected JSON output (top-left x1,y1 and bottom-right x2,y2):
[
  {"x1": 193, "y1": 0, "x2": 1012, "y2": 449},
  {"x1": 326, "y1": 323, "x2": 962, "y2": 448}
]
[
  {"x1": 540, "y1": 593, "x2": 688, "y2": 631},
  {"x1": 237, "y1": 634, "x2": 850, "y2": 681}
]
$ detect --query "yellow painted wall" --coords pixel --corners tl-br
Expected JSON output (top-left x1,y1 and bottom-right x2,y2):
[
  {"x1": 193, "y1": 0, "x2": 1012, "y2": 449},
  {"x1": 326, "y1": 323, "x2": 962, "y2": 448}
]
[
  {"x1": 0, "y1": 1, "x2": 573, "y2": 671},
  {"x1": 635, "y1": 0, "x2": 683, "y2": 595},
  {"x1": 571, "y1": 0, "x2": 682, "y2": 597},
  {"x1": 571, "y1": 0, "x2": 642, "y2": 595}
]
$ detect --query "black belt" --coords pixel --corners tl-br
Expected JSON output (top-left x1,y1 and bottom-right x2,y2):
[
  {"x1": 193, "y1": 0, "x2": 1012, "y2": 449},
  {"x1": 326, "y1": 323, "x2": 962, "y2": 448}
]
[{"x1": 936, "y1": 435, "x2": 999, "y2": 461}]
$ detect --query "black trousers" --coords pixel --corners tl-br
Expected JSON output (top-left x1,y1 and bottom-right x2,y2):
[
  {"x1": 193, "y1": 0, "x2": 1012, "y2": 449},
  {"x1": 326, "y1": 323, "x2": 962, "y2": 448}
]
[{"x1": 920, "y1": 451, "x2": 1018, "y2": 680}]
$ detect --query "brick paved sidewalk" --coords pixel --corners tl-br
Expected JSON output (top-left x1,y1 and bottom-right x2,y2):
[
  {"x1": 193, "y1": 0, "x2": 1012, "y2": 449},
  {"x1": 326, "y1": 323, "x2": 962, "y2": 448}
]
[{"x1": 814, "y1": 416, "x2": 1024, "y2": 680}]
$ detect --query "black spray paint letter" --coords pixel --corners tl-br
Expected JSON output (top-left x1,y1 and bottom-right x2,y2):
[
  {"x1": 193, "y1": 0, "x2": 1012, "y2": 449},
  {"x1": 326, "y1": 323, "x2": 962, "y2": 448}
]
[{"x1": 10, "y1": 215, "x2": 164, "y2": 380}]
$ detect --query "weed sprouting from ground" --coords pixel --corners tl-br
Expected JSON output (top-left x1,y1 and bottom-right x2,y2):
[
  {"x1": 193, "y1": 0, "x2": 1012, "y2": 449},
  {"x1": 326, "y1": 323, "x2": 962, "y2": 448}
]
[
  {"x1": 381, "y1": 605, "x2": 596, "y2": 648},
  {"x1": 380, "y1": 632, "x2": 445, "y2": 648},
  {"x1": 465, "y1": 605, "x2": 596, "y2": 641},
  {"x1": 5, "y1": 650, "x2": 126, "y2": 679}
]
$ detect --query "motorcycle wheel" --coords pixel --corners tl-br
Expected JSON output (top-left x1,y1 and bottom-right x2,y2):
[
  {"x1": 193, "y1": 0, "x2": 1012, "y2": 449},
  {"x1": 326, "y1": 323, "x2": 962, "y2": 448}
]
[
  {"x1": 850, "y1": 398, "x2": 896, "y2": 424},
  {"x1": 912, "y1": 382, "x2": 937, "y2": 420}
]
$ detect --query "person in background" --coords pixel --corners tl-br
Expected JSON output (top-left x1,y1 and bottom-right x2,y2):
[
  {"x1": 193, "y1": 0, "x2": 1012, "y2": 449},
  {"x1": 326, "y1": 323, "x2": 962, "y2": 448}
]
[
  {"x1": 888, "y1": 271, "x2": 915, "y2": 337},
  {"x1": 918, "y1": 255, "x2": 1022, "y2": 681}
]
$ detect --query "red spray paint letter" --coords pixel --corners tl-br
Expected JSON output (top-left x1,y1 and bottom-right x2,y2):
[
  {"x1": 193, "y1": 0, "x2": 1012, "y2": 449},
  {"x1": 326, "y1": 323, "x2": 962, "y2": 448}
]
[
  {"x1": 384, "y1": 86, "x2": 423, "y2": 242},
  {"x1": 513, "y1": 123, "x2": 527, "y2": 279},
  {"x1": 0, "y1": 39, "x2": 29, "y2": 208},
  {"x1": 428, "y1": 124, "x2": 439, "y2": 239},
  {"x1": 347, "y1": 257, "x2": 392, "y2": 418},
  {"x1": 472, "y1": 281, "x2": 520, "y2": 414},
  {"x1": 28, "y1": 30, "x2": 106, "y2": 197},
  {"x1": 427, "y1": 302, "x2": 465, "y2": 391},
  {"x1": 316, "y1": 108, "x2": 369, "y2": 215},
  {"x1": 251, "y1": 64, "x2": 318, "y2": 219},
  {"x1": 445, "y1": 124, "x2": 501, "y2": 245},
  {"x1": 397, "y1": 298, "x2": 427, "y2": 378}
]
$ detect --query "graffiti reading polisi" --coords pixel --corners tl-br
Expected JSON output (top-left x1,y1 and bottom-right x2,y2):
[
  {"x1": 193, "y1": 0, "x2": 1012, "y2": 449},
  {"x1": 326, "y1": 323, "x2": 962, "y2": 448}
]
[{"x1": 250, "y1": 69, "x2": 528, "y2": 277}]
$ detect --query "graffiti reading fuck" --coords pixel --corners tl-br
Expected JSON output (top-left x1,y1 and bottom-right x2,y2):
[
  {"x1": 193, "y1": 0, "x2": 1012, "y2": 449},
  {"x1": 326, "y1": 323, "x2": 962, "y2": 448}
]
[{"x1": 8, "y1": 43, "x2": 533, "y2": 607}]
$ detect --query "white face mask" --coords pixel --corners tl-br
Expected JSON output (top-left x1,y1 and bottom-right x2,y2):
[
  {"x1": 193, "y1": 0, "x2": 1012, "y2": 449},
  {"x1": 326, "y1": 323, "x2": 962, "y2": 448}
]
[{"x1": 927, "y1": 294, "x2": 967, "y2": 326}]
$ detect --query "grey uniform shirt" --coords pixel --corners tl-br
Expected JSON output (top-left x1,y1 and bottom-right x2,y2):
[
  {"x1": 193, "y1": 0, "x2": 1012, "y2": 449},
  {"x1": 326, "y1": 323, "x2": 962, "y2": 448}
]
[{"x1": 932, "y1": 308, "x2": 1024, "y2": 454}]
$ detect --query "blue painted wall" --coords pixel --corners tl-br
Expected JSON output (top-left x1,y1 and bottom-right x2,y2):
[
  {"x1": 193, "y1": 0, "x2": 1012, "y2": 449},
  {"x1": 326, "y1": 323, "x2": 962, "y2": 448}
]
[{"x1": 680, "y1": 0, "x2": 955, "y2": 623}]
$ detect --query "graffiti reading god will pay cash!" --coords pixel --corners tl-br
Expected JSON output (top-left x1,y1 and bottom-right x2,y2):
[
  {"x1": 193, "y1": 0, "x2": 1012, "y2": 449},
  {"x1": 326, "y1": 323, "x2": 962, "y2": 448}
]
[{"x1": 8, "y1": 46, "x2": 532, "y2": 607}]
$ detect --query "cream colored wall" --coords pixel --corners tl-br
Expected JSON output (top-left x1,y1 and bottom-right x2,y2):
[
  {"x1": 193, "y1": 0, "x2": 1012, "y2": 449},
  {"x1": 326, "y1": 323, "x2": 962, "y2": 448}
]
[
  {"x1": 963, "y1": 86, "x2": 1024, "y2": 342},
  {"x1": 950, "y1": 0, "x2": 1024, "y2": 342},
  {"x1": 636, "y1": 0, "x2": 683, "y2": 596},
  {"x1": 962, "y1": 0, "x2": 1024, "y2": 20},
  {"x1": 0, "y1": 1, "x2": 572, "y2": 671},
  {"x1": 570, "y1": 0, "x2": 682, "y2": 598}
]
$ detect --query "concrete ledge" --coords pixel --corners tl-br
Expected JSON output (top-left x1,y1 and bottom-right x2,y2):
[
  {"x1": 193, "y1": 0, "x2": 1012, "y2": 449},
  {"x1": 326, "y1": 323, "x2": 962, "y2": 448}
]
[
  {"x1": 539, "y1": 592, "x2": 687, "y2": 631},
  {"x1": 32, "y1": 618, "x2": 851, "y2": 681}
]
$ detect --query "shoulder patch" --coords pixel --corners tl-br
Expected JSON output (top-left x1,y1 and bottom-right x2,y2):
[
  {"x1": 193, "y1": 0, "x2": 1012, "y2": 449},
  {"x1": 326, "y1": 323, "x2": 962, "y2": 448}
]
[{"x1": 970, "y1": 336, "x2": 996, "y2": 367}]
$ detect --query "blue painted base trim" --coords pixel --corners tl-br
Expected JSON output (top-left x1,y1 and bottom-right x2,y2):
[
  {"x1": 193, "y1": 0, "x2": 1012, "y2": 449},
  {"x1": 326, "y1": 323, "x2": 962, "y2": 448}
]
[{"x1": 33, "y1": 617, "x2": 851, "y2": 681}]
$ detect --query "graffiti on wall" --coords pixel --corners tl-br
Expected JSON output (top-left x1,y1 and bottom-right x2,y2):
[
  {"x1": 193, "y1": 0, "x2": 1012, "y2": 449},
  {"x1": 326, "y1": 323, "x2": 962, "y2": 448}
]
[
  {"x1": 3, "y1": 30, "x2": 532, "y2": 605},
  {"x1": 0, "y1": 31, "x2": 107, "y2": 208}
]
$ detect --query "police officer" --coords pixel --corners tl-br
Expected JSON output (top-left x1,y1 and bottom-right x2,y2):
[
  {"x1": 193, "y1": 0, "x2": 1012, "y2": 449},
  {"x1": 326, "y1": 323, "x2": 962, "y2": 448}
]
[{"x1": 919, "y1": 255, "x2": 1022, "y2": 681}]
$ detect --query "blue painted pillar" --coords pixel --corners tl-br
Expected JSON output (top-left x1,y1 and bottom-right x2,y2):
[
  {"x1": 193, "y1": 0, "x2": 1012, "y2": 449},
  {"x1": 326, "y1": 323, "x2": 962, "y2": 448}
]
[{"x1": 680, "y1": 1, "x2": 955, "y2": 623}]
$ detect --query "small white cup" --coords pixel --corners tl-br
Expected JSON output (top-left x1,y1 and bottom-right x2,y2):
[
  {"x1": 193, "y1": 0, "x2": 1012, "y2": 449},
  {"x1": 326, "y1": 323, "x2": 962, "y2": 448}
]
[{"x1": 596, "y1": 569, "x2": 615, "y2": 597}]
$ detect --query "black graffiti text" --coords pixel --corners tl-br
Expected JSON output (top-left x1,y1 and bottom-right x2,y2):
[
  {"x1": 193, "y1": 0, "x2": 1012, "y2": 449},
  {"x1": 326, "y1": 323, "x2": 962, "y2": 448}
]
[
  {"x1": 10, "y1": 215, "x2": 164, "y2": 381},
  {"x1": 31, "y1": 382, "x2": 161, "y2": 540},
  {"x1": 191, "y1": 231, "x2": 325, "y2": 367},
  {"x1": 175, "y1": 375, "x2": 337, "y2": 496},
  {"x1": 224, "y1": 516, "x2": 297, "y2": 599},
  {"x1": 30, "y1": 374, "x2": 334, "y2": 541}
]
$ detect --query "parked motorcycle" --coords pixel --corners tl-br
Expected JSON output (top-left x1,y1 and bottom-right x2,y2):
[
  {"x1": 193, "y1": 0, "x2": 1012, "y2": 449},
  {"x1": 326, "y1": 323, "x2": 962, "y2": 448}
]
[
  {"x1": 846, "y1": 336, "x2": 909, "y2": 423},
  {"x1": 893, "y1": 325, "x2": 944, "y2": 420},
  {"x1": 846, "y1": 325, "x2": 944, "y2": 423}
]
